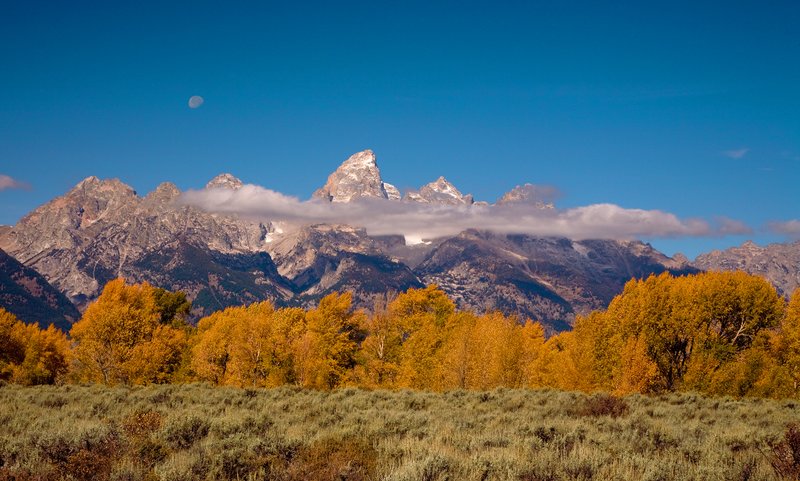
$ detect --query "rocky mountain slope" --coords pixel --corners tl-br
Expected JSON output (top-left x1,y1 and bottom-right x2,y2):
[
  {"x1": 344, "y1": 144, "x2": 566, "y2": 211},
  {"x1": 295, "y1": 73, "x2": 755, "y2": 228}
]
[
  {"x1": 415, "y1": 231, "x2": 696, "y2": 332},
  {"x1": 0, "y1": 248, "x2": 80, "y2": 330},
  {"x1": 0, "y1": 175, "x2": 291, "y2": 316},
  {"x1": 693, "y1": 240, "x2": 800, "y2": 296},
  {"x1": 1, "y1": 149, "x2": 708, "y2": 331}
]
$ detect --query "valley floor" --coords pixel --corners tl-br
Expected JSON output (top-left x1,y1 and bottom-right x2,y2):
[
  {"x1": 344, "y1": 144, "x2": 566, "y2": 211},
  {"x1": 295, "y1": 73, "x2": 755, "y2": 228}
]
[{"x1": 0, "y1": 384, "x2": 798, "y2": 481}]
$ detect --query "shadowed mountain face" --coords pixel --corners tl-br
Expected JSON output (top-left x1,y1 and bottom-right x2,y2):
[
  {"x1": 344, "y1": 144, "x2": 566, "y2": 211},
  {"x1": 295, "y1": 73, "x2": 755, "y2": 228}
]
[
  {"x1": 415, "y1": 231, "x2": 697, "y2": 333},
  {"x1": 0, "y1": 248, "x2": 80, "y2": 330},
  {"x1": 0, "y1": 150, "x2": 704, "y2": 331},
  {"x1": 693, "y1": 241, "x2": 800, "y2": 296},
  {"x1": 266, "y1": 224, "x2": 424, "y2": 311}
]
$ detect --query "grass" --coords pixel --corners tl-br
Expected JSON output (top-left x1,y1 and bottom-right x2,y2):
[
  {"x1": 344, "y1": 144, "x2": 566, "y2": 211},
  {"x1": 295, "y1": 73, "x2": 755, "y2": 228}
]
[{"x1": 0, "y1": 384, "x2": 798, "y2": 480}]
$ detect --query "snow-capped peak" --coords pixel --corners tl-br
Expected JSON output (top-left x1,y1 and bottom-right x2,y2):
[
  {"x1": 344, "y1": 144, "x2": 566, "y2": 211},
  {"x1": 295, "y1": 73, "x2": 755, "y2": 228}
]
[
  {"x1": 206, "y1": 173, "x2": 244, "y2": 190},
  {"x1": 313, "y1": 149, "x2": 391, "y2": 202},
  {"x1": 496, "y1": 184, "x2": 555, "y2": 209},
  {"x1": 404, "y1": 176, "x2": 474, "y2": 205}
]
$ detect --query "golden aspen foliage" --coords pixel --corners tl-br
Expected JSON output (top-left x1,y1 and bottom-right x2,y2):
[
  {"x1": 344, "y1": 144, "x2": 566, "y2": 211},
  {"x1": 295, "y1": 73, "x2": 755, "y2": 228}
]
[
  {"x1": 226, "y1": 301, "x2": 277, "y2": 386},
  {"x1": 353, "y1": 307, "x2": 404, "y2": 388},
  {"x1": 190, "y1": 307, "x2": 240, "y2": 384},
  {"x1": 261, "y1": 307, "x2": 307, "y2": 386},
  {"x1": 615, "y1": 336, "x2": 659, "y2": 395},
  {"x1": 773, "y1": 288, "x2": 800, "y2": 396},
  {"x1": 691, "y1": 271, "x2": 784, "y2": 358},
  {"x1": 437, "y1": 311, "x2": 480, "y2": 390},
  {"x1": 11, "y1": 324, "x2": 71, "y2": 385},
  {"x1": 293, "y1": 292, "x2": 362, "y2": 390},
  {"x1": 518, "y1": 320, "x2": 549, "y2": 388},
  {"x1": 605, "y1": 273, "x2": 696, "y2": 392},
  {"x1": 0, "y1": 308, "x2": 71, "y2": 385},
  {"x1": 390, "y1": 286, "x2": 456, "y2": 389},
  {"x1": 545, "y1": 311, "x2": 620, "y2": 392},
  {"x1": 0, "y1": 308, "x2": 25, "y2": 380},
  {"x1": 438, "y1": 312, "x2": 546, "y2": 390},
  {"x1": 568, "y1": 271, "x2": 786, "y2": 395},
  {"x1": 69, "y1": 279, "x2": 188, "y2": 385},
  {"x1": 190, "y1": 301, "x2": 306, "y2": 387},
  {"x1": 539, "y1": 331, "x2": 583, "y2": 390}
]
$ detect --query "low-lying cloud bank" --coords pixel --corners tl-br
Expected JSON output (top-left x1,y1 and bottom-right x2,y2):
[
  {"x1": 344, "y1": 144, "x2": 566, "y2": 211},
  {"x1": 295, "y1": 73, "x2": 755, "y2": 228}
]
[{"x1": 181, "y1": 184, "x2": 750, "y2": 242}]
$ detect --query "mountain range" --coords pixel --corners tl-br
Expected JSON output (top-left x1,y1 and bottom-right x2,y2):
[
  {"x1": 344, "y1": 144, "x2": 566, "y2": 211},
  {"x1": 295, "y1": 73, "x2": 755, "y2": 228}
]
[{"x1": 1, "y1": 149, "x2": 797, "y2": 333}]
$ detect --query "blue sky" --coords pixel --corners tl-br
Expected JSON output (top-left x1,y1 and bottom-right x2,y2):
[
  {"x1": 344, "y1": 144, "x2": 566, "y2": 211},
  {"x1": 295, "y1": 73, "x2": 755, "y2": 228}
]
[{"x1": 1, "y1": 1, "x2": 798, "y2": 258}]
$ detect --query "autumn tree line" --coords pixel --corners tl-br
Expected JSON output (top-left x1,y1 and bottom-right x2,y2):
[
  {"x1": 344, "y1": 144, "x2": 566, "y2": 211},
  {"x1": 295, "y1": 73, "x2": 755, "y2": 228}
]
[{"x1": 2, "y1": 271, "x2": 800, "y2": 398}]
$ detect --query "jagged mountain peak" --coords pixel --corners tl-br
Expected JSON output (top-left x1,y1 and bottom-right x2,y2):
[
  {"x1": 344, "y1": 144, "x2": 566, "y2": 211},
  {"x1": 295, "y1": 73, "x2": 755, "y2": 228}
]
[
  {"x1": 341, "y1": 149, "x2": 377, "y2": 168},
  {"x1": 693, "y1": 240, "x2": 800, "y2": 295},
  {"x1": 145, "y1": 182, "x2": 181, "y2": 202},
  {"x1": 69, "y1": 176, "x2": 137, "y2": 197},
  {"x1": 382, "y1": 182, "x2": 401, "y2": 200},
  {"x1": 75, "y1": 175, "x2": 100, "y2": 187},
  {"x1": 497, "y1": 184, "x2": 555, "y2": 208},
  {"x1": 314, "y1": 149, "x2": 392, "y2": 203},
  {"x1": 429, "y1": 176, "x2": 457, "y2": 192},
  {"x1": 741, "y1": 240, "x2": 761, "y2": 250},
  {"x1": 405, "y1": 176, "x2": 473, "y2": 205},
  {"x1": 206, "y1": 173, "x2": 243, "y2": 190}
]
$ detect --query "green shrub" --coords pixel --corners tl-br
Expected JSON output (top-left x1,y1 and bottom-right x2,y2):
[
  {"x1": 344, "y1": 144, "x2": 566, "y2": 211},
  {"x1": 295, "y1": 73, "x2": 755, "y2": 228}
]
[
  {"x1": 162, "y1": 415, "x2": 209, "y2": 449},
  {"x1": 576, "y1": 393, "x2": 630, "y2": 418}
]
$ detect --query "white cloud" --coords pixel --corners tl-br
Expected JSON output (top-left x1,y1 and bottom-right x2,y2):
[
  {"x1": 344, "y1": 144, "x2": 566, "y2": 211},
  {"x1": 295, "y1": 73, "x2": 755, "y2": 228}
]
[
  {"x1": 716, "y1": 217, "x2": 753, "y2": 235},
  {"x1": 723, "y1": 148, "x2": 749, "y2": 159},
  {"x1": 0, "y1": 174, "x2": 29, "y2": 191},
  {"x1": 767, "y1": 220, "x2": 800, "y2": 237},
  {"x1": 180, "y1": 183, "x2": 747, "y2": 242}
]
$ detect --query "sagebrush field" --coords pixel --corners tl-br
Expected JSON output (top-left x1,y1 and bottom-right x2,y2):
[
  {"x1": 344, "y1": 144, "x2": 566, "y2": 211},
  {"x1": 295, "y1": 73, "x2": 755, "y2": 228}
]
[{"x1": 1, "y1": 384, "x2": 799, "y2": 481}]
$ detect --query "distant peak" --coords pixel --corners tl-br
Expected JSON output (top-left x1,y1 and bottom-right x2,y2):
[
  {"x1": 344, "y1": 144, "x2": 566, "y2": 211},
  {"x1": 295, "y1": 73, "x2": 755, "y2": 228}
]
[
  {"x1": 313, "y1": 149, "x2": 387, "y2": 202},
  {"x1": 429, "y1": 176, "x2": 457, "y2": 191},
  {"x1": 342, "y1": 149, "x2": 377, "y2": 167},
  {"x1": 76, "y1": 176, "x2": 100, "y2": 187},
  {"x1": 145, "y1": 182, "x2": 181, "y2": 201},
  {"x1": 741, "y1": 240, "x2": 760, "y2": 250},
  {"x1": 382, "y1": 182, "x2": 401, "y2": 200},
  {"x1": 497, "y1": 184, "x2": 555, "y2": 208},
  {"x1": 70, "y1": 176, "x2": 136, "y2": 197},
  {"x1": 206, "y1": 173, "x2": 243, "y2": 190},
  {"x1": 405, "y1": 176, "x2": 473, "y2": 205},
  {"x1": 671, "y1": 252, "x2": 689, "y2": 265}
]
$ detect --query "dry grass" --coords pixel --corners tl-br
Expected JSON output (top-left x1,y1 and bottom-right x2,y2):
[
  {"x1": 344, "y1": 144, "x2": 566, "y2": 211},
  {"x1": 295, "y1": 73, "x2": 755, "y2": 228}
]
[{"x1": 0, "y1": 384, "x2": 798, "y2": 480}]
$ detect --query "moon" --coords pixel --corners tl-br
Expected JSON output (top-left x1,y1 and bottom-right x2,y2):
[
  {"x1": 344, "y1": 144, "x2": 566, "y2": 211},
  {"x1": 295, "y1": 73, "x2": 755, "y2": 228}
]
[{"x1": 188, "y1": 95, "x2": 204, "y2": 109}]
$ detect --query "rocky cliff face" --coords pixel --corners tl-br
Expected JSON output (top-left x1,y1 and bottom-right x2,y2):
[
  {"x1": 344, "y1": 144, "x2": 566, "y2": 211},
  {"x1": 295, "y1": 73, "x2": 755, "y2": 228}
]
[
  {"x1": 0, "y1": 248, "x2": 80, "y2": 330},
  {"x1": 0, "y1": 175, "x2": 288, "y2": 315},
  {"x1": 415, "y1": 231, "x2": 696, "y2": 333},
  {"x1": 405, "y1": 176, "x2": 474, "y2": 205},
  {"x1": 496, "y1": 184, "x2": 555, "y2": 209},
  {"x1": 313, "y1": 150, "x2": 400, "y2": 202},
  {"x1": 693, "y1": 240, "x2": 800, "y2": 296},
  {"x1": 265, "y1": 224, "x2": 423, "y2": 310}
]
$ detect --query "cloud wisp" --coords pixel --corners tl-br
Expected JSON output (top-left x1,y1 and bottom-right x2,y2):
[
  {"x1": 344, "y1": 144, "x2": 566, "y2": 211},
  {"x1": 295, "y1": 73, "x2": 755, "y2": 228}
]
[
  {"x1": 767, "y1": 220, "x2": 800, "y2": 238},
  {"x1": 181, "y1": 183, "x2": 747, "y2": 242},
  {"x1": 723, "y1": 148, "x2": 749, "y2": 159},
  {"x1": 0, "y1": 174, "x2": 30, "y2": 191}
]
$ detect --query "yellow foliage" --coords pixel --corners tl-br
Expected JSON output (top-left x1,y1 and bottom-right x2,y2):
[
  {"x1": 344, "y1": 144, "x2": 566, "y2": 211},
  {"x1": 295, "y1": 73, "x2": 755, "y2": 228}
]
[
  {"x1": 190, "y1": 302, "x2": 307, "y2": 387},
  {"x1": 615, "y1": 335, "x2": 659, "y2": 395},
  {"x1": 391, "y1": 286, "x2": 456, "y2": 389},
  {"x1": 354, "y1": 309, "x2": 403, "y2": 388},
  {"x1": 70, "y1": 279, "x2": 188, "y2": 385},
  {"x1": 0, "y1": 308, "x2": 70, "y2": 385},
  {"x1": 294, "y1": 292, "x2": 362, "y2": 389}
]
